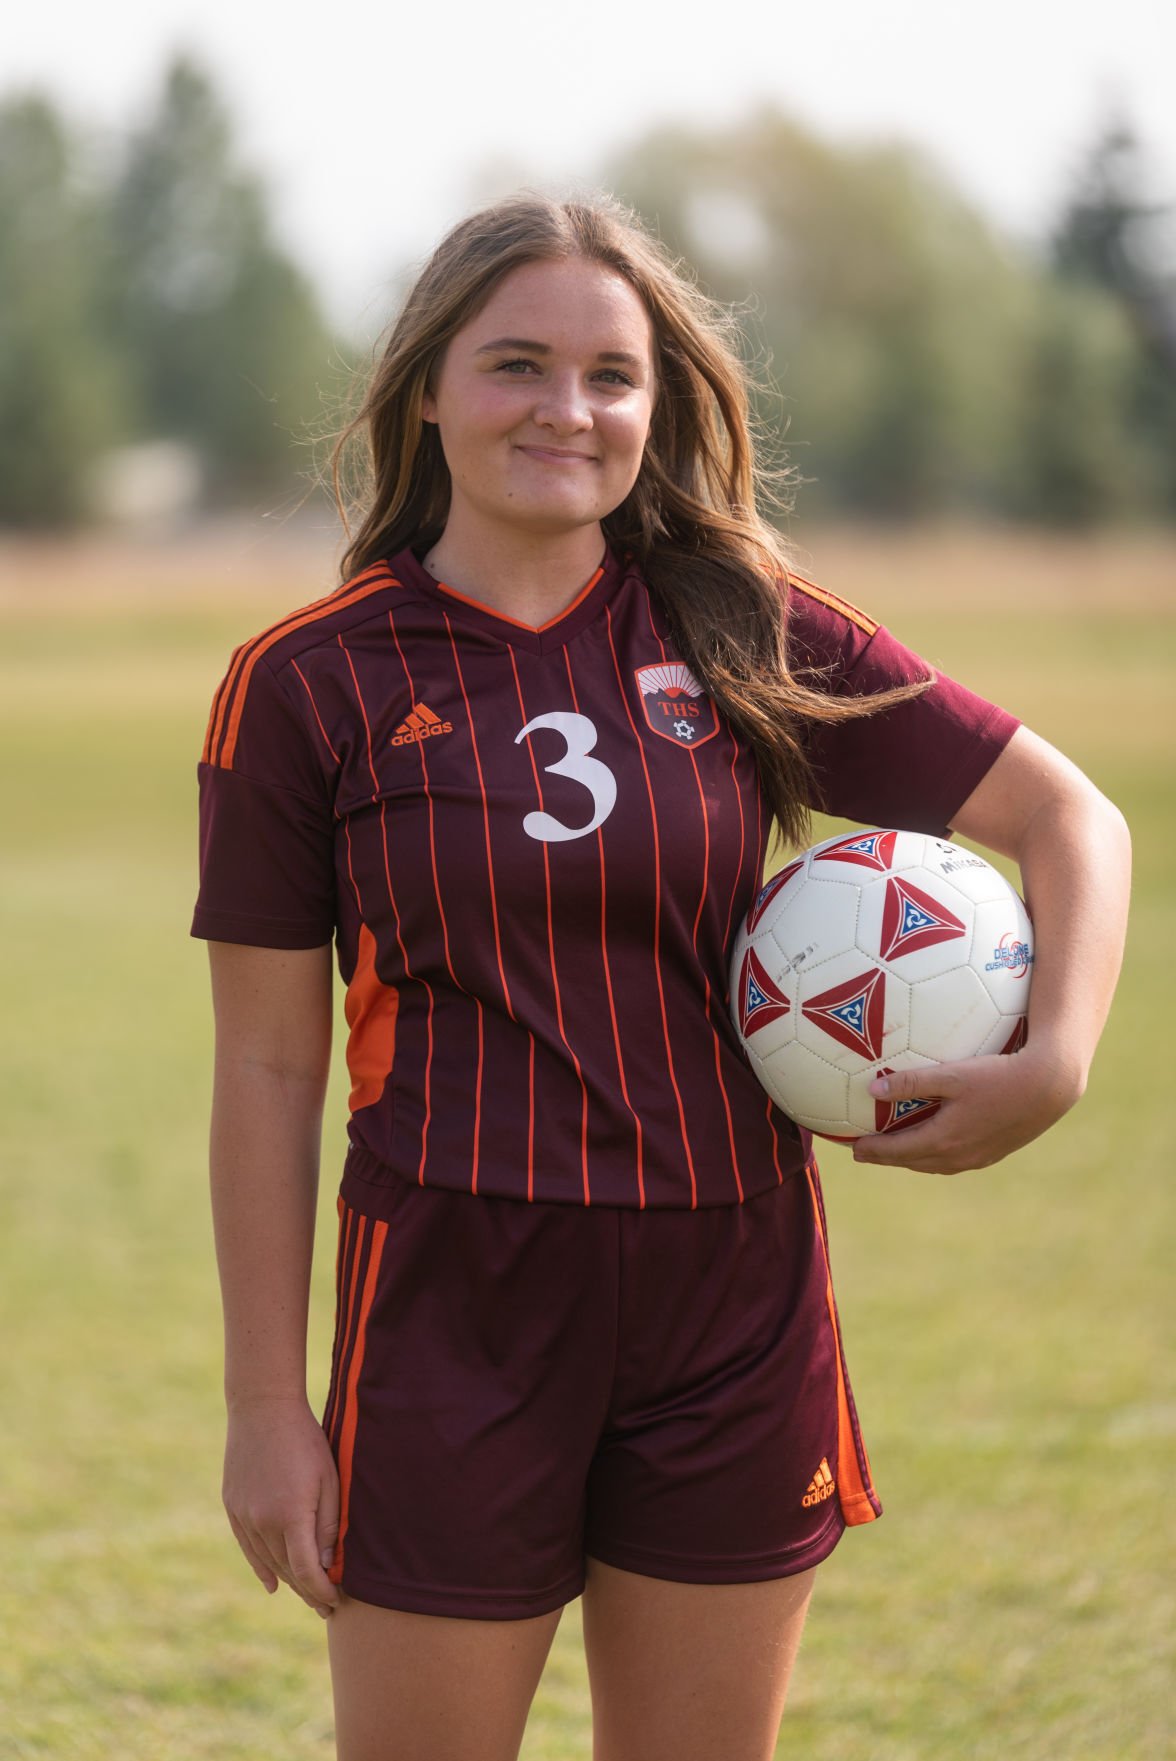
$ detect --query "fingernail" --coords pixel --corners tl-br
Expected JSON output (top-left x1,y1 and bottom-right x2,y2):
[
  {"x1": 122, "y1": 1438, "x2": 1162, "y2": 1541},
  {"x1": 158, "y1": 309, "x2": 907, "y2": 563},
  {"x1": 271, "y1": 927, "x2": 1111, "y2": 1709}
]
[
  {"x1": 869, "y1": 1076, "x2": 890, "y2": 1097},
  {"x1": 316, "y1": 1607, "x2": 330, "y2": 1619},
  {"x1": 320, "y1": 1549, "x2": 333, "y2": 1569}
]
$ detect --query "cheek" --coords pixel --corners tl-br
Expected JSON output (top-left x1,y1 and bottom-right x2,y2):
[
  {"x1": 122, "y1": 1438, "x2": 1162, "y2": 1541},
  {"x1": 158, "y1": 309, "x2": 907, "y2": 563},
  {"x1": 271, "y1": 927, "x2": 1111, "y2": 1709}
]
[{"x1": 607, "y1": 408, "x2": 652, "y2": 473}]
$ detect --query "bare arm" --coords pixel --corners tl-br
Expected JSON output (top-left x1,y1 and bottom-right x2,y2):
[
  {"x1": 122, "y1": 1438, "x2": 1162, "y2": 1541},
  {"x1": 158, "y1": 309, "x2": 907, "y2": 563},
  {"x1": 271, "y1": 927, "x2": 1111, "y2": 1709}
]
[
  {"x1": 207, "y1": 939, "x2": 341, "y2": 1616},
  {"x1": 854, "y1": 725, "x2": 1132, "y2": 1172}
]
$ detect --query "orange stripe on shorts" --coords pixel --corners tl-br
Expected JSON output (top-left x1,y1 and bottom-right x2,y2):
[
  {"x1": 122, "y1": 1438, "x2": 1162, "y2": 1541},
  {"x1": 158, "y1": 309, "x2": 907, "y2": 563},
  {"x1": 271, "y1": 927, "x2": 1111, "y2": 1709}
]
[
  {"x1": 805, "y1": 1162, "x2": 880, "y2": 1526},
  {"x1": 327, "y1": 1211, "x2": 389, "y2": 1586}
]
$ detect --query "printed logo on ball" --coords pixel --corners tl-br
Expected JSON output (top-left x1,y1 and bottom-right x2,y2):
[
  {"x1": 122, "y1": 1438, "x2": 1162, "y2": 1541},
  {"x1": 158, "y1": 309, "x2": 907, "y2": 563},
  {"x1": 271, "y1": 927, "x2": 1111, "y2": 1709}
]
[{"x1": 985, "y1": 934, "x2": 1034, "y2": 976}]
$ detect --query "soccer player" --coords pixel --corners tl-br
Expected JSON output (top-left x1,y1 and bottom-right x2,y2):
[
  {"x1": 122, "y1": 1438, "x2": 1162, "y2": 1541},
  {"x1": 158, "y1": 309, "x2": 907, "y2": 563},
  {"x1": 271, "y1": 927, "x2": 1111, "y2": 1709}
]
[{"x1": 192, "y1": 193, "x2": 1130, "y2": 1761}]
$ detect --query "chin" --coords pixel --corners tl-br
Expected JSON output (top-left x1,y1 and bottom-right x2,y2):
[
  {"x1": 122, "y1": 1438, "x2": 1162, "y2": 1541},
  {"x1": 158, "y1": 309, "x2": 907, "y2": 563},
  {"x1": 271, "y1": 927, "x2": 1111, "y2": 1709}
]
[{"x1": 485, "y1": 496, "x2": 605, "y2": 536}]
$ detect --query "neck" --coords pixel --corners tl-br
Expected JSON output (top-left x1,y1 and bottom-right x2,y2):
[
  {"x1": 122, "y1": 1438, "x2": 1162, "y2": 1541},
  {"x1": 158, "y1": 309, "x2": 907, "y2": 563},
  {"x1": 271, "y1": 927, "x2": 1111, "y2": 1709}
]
[{"x1": 421, "y1": 518, "x2": 608, "y2": 627}]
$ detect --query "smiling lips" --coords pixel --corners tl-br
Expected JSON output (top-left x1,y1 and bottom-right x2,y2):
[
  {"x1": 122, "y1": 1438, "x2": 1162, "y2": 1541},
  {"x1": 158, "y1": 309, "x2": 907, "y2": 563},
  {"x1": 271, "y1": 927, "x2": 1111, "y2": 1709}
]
[{"x1": 516, "y1": 445, "x2": 597, "y2": 463}]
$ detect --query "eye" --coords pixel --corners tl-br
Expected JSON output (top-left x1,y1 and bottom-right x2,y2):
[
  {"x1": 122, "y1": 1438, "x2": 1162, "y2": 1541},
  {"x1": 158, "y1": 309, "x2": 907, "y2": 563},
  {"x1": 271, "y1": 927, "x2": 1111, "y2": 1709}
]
[{"x1": 493, "y1": 358, "x2": 636, "y2": 387}]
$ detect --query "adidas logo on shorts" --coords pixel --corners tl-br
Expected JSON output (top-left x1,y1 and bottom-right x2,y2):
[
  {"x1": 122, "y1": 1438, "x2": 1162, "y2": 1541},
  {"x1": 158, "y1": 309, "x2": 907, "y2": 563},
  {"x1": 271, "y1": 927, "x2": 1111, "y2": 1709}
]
[{"x1": 802, "y1": 1457, "x2": 836, "y2": 1507}]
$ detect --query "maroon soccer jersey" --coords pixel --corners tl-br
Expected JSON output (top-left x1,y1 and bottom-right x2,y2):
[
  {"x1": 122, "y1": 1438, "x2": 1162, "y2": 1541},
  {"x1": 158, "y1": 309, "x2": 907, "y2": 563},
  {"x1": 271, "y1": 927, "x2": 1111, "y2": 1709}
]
[{"x1": 192, "y1": 543, "x2": 1019, "y2": 1209}]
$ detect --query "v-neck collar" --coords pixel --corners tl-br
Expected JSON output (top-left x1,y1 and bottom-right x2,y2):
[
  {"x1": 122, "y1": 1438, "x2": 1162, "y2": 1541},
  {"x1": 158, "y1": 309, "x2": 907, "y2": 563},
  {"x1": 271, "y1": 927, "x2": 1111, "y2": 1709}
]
[{"x1": 386, "y1": 540, "x2": 630, "y2": 655}]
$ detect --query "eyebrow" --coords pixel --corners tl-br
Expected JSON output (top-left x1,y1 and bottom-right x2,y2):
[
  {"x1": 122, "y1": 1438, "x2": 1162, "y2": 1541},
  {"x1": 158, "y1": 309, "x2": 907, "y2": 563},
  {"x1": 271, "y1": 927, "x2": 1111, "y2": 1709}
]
[{"x1": 474, "y1": 337, "x2": 646, "y2": 369}]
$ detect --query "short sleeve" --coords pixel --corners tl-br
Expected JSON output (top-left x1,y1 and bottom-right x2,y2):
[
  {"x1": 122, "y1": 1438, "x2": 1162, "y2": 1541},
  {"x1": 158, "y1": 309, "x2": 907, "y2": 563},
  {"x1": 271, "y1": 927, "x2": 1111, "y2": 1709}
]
[
  {"x1": 191, "y1": 651, "x2": 336, "y2": 949},
  {"x1": 786, "y1": 579, "x2": 1021, "y2": 836}
]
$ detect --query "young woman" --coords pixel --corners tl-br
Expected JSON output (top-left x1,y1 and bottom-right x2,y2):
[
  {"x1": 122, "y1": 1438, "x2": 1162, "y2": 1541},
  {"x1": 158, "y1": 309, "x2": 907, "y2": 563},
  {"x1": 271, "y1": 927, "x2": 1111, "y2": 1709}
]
[{"x1": 192, "y1": 193, "x2": 1130, "y2": 1761}]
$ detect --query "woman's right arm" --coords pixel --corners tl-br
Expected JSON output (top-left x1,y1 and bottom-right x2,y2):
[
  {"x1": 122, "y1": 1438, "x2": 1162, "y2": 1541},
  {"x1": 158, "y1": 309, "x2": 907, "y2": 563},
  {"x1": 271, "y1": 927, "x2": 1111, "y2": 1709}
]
[{"x1": 207, "y1": 938, "x2": 341, "y2": 1620}]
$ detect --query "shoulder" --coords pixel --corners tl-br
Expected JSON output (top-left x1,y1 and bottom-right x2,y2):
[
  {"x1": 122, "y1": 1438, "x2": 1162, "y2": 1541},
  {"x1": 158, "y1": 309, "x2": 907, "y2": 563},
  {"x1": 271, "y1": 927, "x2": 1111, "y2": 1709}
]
[
  {"x1": 201, "y1": 560, "x2": 408, "y2": 771},
  {"x1": 784, "y1": 571, "x2": 879, "y2": 638},
  {"x1": 781, "y1": 569, "x2": 880, "y2": 682}
]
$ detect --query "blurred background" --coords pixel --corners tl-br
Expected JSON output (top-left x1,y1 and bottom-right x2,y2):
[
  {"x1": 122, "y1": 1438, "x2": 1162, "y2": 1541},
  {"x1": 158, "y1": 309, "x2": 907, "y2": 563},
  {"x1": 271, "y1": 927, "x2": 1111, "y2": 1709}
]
[{"x1": 1, "y1": 4, "x2": 1172, "y2": 1757}]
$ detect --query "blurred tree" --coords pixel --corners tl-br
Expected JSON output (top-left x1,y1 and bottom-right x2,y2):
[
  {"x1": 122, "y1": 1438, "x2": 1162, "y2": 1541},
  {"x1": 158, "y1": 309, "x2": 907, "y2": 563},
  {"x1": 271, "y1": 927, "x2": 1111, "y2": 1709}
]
[
  {"x1": 100, "y1": 53, "x2": 336, "y2": 504},
  {"x1": 604, "y1": 106, "x2": 1170, "y2": 523},
  {"x1": 1049, "y1": 117, "x2": 1176, "y2": 512},
  {"x1": 1015, "y1": 278, "x2": 1149, "y2": 523},
  {"x1": 606, "y1": 110, "x2": 1038, "y2": 519},
  {"x1": 0, "y1": 94, "x2": 128, "y2": 525}
]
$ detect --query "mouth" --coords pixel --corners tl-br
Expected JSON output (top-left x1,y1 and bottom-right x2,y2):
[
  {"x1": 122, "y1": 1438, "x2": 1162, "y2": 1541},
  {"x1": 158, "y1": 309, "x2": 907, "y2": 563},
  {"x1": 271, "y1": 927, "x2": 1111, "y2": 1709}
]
[{"x1": 516, "y1": 446, "x2": 598, "y2": 464}]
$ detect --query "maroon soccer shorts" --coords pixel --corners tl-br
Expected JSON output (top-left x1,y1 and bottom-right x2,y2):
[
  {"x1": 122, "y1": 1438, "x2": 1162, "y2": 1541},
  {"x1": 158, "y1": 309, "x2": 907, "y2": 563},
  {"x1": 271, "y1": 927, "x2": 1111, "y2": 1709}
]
[{"x1": 322, "y1": 1152, "x2": 881, "y2": 1619}]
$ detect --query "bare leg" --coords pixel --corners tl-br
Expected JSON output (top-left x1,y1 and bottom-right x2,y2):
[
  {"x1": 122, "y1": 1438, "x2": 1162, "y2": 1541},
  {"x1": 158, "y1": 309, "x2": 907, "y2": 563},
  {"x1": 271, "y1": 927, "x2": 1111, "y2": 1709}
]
[
  {"x1": 327, "y1": 1592, "x2": 565, "y2": 1761},
  {"x1": 581, "y1": 1557, "x2": 816, "y2": 1761}
]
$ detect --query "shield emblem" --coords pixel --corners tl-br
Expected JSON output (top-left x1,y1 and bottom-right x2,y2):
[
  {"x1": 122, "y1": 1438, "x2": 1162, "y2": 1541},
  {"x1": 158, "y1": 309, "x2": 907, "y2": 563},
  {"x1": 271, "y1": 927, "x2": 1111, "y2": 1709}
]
[{"x1": 634, "y1": 662, "x2": 718, "y2": 748}]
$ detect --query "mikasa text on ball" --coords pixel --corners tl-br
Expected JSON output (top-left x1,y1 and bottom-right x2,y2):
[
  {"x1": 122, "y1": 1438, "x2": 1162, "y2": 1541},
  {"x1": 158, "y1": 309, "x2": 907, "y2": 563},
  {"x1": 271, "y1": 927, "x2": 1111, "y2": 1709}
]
[{"x1": 730, "y1": 829, "x2": 1034, "y2": 1141}]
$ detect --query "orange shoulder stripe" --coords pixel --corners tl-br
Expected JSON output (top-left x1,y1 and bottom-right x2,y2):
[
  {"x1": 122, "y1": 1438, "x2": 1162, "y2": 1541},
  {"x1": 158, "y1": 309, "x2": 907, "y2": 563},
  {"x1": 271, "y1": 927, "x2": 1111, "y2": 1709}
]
[
  {"x1": 786, "y1": 571, "x2": 879, "y2": 638},
  {"x1": 202, "y1": 562, "x2": 394, "y2": 764},
  {"x1": 205, "y1": 564, "x2": 399, "y2": 770}
]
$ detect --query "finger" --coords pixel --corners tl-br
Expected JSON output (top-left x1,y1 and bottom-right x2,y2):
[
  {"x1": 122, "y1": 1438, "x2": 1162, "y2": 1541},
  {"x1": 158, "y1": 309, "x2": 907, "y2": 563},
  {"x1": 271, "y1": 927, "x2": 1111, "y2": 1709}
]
[
  {"x1": 286, "y1": 1521, "x2": 340, "y2": 1614},
  {"x1": 226, "y1": 1510, "x2": 279, "y2": 1594},
  {"x1": 245, "y1": 1518, "x2": 304, "y2": 1599},
  {"x1": 316, "y1": 1462, "x2": 341, "y2": 1579},
  {"x1": 867, "y1": 1063, "x2": 967, "y2": 1105},
  {"x1": 853, "y1": 1127, "x2": 978, "y2": 1173},
  {"x1": 852, "y1": 1118, "x2": 964, "y2": 1167}
]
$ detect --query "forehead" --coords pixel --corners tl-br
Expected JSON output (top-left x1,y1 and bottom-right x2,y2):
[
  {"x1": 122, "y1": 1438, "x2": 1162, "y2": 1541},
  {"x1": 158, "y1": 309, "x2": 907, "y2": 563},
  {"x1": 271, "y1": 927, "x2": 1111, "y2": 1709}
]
[{"x1": 460, "y1": 257, "x2": 654, "y2": 360}]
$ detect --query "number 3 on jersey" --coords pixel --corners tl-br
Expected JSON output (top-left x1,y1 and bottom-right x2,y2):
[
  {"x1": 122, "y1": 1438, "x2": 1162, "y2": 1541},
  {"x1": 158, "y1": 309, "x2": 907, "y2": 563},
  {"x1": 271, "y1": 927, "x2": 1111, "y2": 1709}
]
[{"x1": 515, "y1": 711, "x2": 617, "y2": 843}]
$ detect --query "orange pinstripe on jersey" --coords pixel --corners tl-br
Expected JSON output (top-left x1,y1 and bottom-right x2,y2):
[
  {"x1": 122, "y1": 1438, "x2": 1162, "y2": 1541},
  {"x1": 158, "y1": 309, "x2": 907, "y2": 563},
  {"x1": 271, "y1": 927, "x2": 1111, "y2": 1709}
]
[
  {"x1": 563, "y1": 647, "x2": 646, "y2": 1208},
  {"x1": 202, "y1": 564, "x2": 397, "y2": 769},
  {"x1": 509, "y1": 648, "x2": 592, "y2": 1204},
  {"x1": 443, "y1": 612, "x2": 517, "y2": 1024},
  {"x1": 804, "y1": 1163, "x2": 880, "y2": 1525},
  {"x1": 606, "y1": 606, "x2": 700, "y2": 1210},
  {"x1": 327, "y1": 1208, "x2": 389, "y2": 1588},
  {"x1": 388, "y1": 610, "x2": 487, "y2": 1195},
  {"x1": 289, "y1": 657, "x2": 341, "y2": 764},
  {"x1": 646, "y1": 604, "x2": 744, "y2": 1200},
  {"x1": 785, "y1": 571, "x2": 879, "y2": 638}
]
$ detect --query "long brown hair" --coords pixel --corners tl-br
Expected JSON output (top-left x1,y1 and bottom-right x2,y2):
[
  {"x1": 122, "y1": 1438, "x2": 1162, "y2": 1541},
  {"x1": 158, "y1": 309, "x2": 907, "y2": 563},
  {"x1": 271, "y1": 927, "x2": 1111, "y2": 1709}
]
[{"x1": 329, "y1": 190, "x2": 928, "y2": 851}]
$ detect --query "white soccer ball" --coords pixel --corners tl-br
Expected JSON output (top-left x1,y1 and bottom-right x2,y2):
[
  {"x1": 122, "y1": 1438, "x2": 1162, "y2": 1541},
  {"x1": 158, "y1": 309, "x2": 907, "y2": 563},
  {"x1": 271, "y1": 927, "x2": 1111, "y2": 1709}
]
[{"x1": 730, "y1": 828, "x2": 1033, "y2": 1141}]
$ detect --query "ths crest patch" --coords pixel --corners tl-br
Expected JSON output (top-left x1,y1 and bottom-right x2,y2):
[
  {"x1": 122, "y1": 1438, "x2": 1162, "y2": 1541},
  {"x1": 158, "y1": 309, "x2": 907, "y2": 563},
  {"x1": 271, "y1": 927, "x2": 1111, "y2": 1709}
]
[{"x1": 635, "y1": 662, "x2": 718, "y2": 747}]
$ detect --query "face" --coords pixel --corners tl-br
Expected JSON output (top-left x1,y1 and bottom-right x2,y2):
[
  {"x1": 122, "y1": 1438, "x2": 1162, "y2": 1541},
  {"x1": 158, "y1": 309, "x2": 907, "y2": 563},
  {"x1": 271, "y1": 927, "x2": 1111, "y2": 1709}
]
[{"x1": 421, "y1": 256, "x2": 656, "y2": 543}]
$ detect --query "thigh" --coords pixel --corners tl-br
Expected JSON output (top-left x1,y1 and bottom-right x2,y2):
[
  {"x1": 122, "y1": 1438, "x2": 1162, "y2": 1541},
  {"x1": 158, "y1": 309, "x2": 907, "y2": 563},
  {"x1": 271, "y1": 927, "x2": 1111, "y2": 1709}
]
[
  {"x1": 581, "y1": 1557, "x2": 816, "y2": 1761},
  {"x1": 322, "y1": 1184, "x2": 618, "y2": 1618},
  {"x1": 585, "y1": 1163, "x2": 880, "y2": 1583},
  {"x1": 328, "y1": 1592, "x2": 563, "y2": 1761}
]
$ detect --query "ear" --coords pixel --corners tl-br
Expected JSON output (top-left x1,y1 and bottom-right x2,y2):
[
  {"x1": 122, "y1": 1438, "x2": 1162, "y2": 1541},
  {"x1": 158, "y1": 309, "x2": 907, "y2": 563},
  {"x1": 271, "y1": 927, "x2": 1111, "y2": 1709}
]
[{"x1": 421, "y1": 389, "x2": 438, "y2": 424}]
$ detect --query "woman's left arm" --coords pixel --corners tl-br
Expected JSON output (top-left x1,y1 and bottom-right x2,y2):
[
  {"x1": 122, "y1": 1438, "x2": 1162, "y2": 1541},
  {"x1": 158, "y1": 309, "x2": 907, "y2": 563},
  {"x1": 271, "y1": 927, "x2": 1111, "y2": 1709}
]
[{"x1": 853, "y1": 725, "x2": 1132, "y2": 1173}]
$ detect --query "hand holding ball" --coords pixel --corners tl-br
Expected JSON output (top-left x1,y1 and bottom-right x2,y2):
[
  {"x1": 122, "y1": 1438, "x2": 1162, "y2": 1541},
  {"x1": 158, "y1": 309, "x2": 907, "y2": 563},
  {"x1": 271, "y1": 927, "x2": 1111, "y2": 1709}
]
[{"x1": 730, "y1": 829, "x2": 1033, "y2": 1141}]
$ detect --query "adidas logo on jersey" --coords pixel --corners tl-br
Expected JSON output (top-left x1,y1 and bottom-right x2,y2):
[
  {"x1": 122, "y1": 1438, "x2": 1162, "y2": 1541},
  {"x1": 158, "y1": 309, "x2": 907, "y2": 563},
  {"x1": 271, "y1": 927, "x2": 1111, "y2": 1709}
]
[
  {"x1": 801, "y1": 1458, "x2": 836, "y2": 1507},
  {"x1": 391, "y1": 702, "x2": 453, "y2": 746}
]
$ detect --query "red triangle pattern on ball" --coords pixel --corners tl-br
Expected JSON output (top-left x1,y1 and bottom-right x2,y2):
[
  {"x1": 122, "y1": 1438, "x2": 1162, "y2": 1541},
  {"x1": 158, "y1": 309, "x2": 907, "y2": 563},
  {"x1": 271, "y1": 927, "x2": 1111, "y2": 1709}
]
[
  {"x1": 747, "y1": 859, "x2": 803, "y2": 932},
  {"x1": 813, "y1": 829, "x2": 898, "y2": 873},
  {"x1": 802, "y1": 968, "x2": 886, "y2": 1059},
  {"x1": 738, "y1": 945, "x2": 791, "y2": 1038},
  {"x1": 879, "y1": 876, "x2": 967, "y2": 960}
]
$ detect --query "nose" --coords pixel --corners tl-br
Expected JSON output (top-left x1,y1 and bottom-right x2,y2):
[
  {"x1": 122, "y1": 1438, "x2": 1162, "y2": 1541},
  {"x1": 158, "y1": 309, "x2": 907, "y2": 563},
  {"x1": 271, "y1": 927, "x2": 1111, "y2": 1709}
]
[{"x1": 533, "y1": 370, "x2": 593, "y2": 435}]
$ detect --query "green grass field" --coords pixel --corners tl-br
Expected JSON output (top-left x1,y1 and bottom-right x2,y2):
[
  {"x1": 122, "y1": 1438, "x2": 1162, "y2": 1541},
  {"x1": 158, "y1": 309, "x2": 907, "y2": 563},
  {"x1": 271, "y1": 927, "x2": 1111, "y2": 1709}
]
[{"x1": 1, "y1": 526, "x2": 1172, "y2": 1758}]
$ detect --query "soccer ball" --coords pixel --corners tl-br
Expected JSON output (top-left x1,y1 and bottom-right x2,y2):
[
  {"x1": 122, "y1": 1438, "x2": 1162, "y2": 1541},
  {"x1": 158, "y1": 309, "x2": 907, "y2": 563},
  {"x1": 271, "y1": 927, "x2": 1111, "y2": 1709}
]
[{"x1": 730, "y1": 828, "x2": 1033, "y2": 1140}]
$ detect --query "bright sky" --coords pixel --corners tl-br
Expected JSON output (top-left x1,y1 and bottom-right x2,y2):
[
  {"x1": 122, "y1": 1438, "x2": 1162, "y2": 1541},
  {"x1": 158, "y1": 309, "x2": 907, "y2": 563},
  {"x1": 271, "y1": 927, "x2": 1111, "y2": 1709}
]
[{"x1": 7, "y1": 0, "x2": 1174, "y2": 334}]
